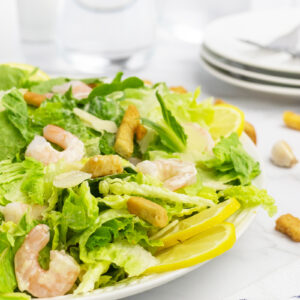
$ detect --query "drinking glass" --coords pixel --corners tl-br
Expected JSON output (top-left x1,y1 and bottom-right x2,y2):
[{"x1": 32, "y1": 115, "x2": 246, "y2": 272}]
[{"x1": 57, "y1": 0, "x2": 157, "y2": 74}]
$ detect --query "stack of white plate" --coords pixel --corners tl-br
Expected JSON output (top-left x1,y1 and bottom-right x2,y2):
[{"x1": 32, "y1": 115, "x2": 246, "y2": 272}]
[{"x1": 200, "y1": 10, "x2": 300, "y2": 96}]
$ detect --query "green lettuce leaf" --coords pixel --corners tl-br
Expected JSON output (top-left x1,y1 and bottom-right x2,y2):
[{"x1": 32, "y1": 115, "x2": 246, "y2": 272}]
[
  {"x1": 0, "y1": 232, "x2": 17, "y2": 293},
  {"x1": 88, "y1": 72, "x2": 144, "y2": 99},
  {"x1": 0, "y1": 112, "x2": 26, "y2": 161},
  {"x1": 0, "y1": 158, "x2": 46, "y2": 205},
  {"x1": 99, "y1": 132, "x2": 116, "y2": 155},
  {"x1": 0, "y1": 293, "x2": 31, "y2": 300},
  {"x1": 30, "y1": 77, "x2": 68, "y2": 94},
  {"x1": 0, "y1": 66, "x2": 28, "y2": 90},
  {"x1": 218, "y1": 185, "x2": 277, "y2": 216},
  {"x1": 62, "y1": 182, "x2": 98, "y2": 231},
  {"x1": 85, "y1": 241, "x2": 157, "y2": 277},
  {"x1": 99, "y1": 178, "x2": 215, "y2": 208},
  {"x1": 1, "y1": 90, "x2": 32, "y2": 142},
  {"x1": 142, "y1": 92, "x2": 187, "y2": 153},
  {"x1": 74, "y1": 262, "x2": 110, "y2": 295},
  {"x1": 86, "y1": 95, "x2": 124, "y2": 126},
  {"x1": 202, "y1": 133, "x2": 260, "y2": 185}
]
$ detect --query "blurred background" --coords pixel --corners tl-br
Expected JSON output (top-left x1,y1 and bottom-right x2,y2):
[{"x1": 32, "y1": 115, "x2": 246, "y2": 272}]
[{"x1": 1, "y1": 0, "x2": 300, "y2": 77}]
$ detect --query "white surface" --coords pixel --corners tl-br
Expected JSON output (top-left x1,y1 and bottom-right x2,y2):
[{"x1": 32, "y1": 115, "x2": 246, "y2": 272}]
[
  {"x1": 200, "y1": 56, "x2": 300, "y2": 96},
  {"x1": 1, "y1": 2, "x2": 300, "y2": 299},
  {"x1": 201, "y1": 46, "x2": 300, "y2": 86},
  {"x1": 203, "y1": 10, "x2": 300, "y2": 74}
]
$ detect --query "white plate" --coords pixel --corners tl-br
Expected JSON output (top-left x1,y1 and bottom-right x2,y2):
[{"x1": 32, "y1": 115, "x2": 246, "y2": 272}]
[
  {"x1": 201, "y1": 56, "x2": 300, "y2": 97},
  {"x1": 41, "y1": 134, "x2": 263, "y2": 300},
  {"x1": 201, "y1": 46, "x2": 300, "y2": 87},
  {"x1": 203, "y1": 10, "x2": 300, "y2": 74}
]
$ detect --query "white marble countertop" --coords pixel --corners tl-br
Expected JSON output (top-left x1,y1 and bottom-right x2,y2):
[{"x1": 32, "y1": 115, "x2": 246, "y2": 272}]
[{"x1": 1, "y1": 2, "x2": 300, "y2": 299}]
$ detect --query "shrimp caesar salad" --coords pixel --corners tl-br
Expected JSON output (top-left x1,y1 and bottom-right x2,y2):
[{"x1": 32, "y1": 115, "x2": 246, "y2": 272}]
[{"x1": 0, "y1": 63, "x2": 276, "y2": 299}]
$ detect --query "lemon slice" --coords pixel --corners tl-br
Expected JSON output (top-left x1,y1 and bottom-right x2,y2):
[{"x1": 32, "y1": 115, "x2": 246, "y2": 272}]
[
  {"x1": 3, "y1": 62, "x2": 49, "y2": 81},
  {"x1": 160, "y1": 198, "x2": 240, "y2": 249},
  {"x1": 209, "y1": 104, "x2": 245, "y2": 140},
  {"x1": 145, "y1": 222, "x2": 236, "y2": 274}
]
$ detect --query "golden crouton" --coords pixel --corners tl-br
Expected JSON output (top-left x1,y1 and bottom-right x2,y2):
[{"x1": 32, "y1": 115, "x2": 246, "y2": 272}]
[
  {"x1": 24, "y1": 91, "x2": 46, "y2": 107},
  {"x1": 127, "y1": 196, "x2": 168, "y2": 228},
  {"x1": 244, "y1": 121, "x2": 257, "y2": 145},
  {"x1": 82, "y1": 155, "x2": 123, "y2": 178},
  {"x1": 135, "y1": 123, "x2": 147, "y2": 141},
  {"x1": 170, "y1": 86, "x2": 188, "y2": 94},
  {"x1": 114, "y1": 105, "x2": 140, "y2": 158},
  {"x1": 276, "y1": 214, "x2": 300, "y2": 242},
  {"x1": 283, "y1": 111, "x2": 300, "y2": 131}
]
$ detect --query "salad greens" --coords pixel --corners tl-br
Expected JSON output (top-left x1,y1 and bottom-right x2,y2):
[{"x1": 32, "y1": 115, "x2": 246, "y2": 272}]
[{"x1": 0, "y1": 64, "x2": 276, "y2": 299}]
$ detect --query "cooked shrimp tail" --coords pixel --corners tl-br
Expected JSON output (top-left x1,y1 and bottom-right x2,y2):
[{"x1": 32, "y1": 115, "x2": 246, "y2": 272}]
[
  {"x1": 14, "y1": 224, "x2": 80, "y2": 298},
  {"x1": 25, "y1": 125, "x2": 85, "y2": 165}
]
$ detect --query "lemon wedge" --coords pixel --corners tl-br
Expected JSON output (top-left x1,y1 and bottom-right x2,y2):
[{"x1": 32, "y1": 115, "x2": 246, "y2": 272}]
[
  {"x1": 209, "y1": 104, "x2": 245, "y2": 140},
  {"x1": 3, "y1": 62, "x2": 49, "y2": 82},
  {"x1": 159, "y1": 198, "x2": 240, "y2": 249},
  {"x1": 145, "y1": 222, "x2": 236, "y2": 274}
]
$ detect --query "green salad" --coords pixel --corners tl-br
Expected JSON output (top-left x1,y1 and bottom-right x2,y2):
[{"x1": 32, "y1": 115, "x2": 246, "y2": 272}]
[{"x1": 0, "y1": 64, "x2": 276, "y2": 299}]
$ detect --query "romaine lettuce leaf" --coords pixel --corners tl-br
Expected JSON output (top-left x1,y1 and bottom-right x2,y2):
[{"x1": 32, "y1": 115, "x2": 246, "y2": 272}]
[
  {"x1": 2, "y1": 90, "x2": 32, "y2": 142},
  {"x1": 0, "y1": 293, "x2": 31, "y2": 300},
  {"x1": 0, "y1": 112, "x2": 26, "y2": 161},
  {"x1": 74, "y1": 262, "x2": 110, "y2": 295},
  {"x1": 88, "y1": 72, "x2": 144, "y2": 99},
  {"x1": 202, "y1": 133, "x2": 260, "y2": 185},
  {"x1": 30, "y1": 77, "x2": 68, "y2": 94},
  {"x1": 0, "y1": 232, "x2": 17, "y2": 293},
  {"x1": 62, "y1": 182, "x2": 98, "y2": 231},
  {"x1": 99, "y1": 178, "x2": 215, "y2": 208},
  {"x1": 0, "y1": 158, "x2": 46, "y2": 205},
  {"x1": 85, "y1": 241, "x2": 157, "y2": 277},
  {"x1": 219, "y1": 185, "x2": 277, "y2": 216},
  {"x1": 0, "y1": 66, "x2": 29, "y2": 90}
]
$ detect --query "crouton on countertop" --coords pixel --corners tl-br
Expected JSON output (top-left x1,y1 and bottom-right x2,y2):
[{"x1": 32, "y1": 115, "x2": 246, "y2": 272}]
[
  {"x1": 114, "y1": 105, "x2": 140, "y2": 158},
  {"x1": 276, "y1": 214, "x2": 300, "y2": 242},
  {"x1": 82, "y1": 155, "x2": 123, "y2": 178}
]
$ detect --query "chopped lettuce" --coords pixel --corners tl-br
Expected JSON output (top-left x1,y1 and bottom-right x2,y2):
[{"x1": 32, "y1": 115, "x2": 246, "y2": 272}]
[
  {"x1": 85, "y1": 241, "x2": 157, "y2": 277},
  {"x1": 219, "y1": 185, "x2": 277, "y2": 216},
  {"x1": 0, "y1": 158, "x2": 46, "y2": 205},
  {"x1": 30, "y1": 77, "x2": 68, "y2": 94},
  {"x1": 99, "y1": 178, "x2": 215, "y2": 208},
  {"x1": 74, "y1": 262, "x2": 110, "y2": 295},
  {"x1": 142, "y1": 92, "x2": 187, "y2": 153},
  {"x1": 88, "y1": 72, "x2": 144, "y2": 99},
  {"x1": 2, "y1": 90, "x2": 32, "y2": 142},
  {"x1": 0, "y1": 111, "x2": 26, "y2": 161},
  {"x1": 0, "y1": 66, "x2": 29, "y2": 91},
  {"x1": 85, "y1": 95, "x2": 124, "y2": 126},
  {"x1": 62, "y1": 182, "x2": 98, "y2": 231},
  {"x1": 0, "y1": 293, "x2": 31, "y2": 300},
  {"x1": 202, "y1": 133, "x2": 260, "y2": 185},
  {"x1": 0, "y1": 232, "x2": 17, "y2": 293}
]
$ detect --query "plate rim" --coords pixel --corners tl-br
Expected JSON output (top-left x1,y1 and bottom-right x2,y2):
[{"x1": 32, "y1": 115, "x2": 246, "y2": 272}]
[
  {"x1": 201, "y1": 46, "x2": 300, "y2": 87},
  {"x1": 200, "y1": 56, "x2": 300, "y2": 97},
  {"x1": 203, "y1": 9, "x2": 300, "y2": 75}
]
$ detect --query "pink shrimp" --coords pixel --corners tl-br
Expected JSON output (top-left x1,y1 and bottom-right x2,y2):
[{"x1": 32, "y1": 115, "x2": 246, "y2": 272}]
[
  {"x1": 52, "y1": 80, "x2": 92, "y2": 100},
  {"x1": 14, "y1": 224, "x2": 80, "y2": 298},
  {"x1": 25, "y1": 125, "x2": 85, "y2": 165},
  {"x1": 136, "y1": 159, "x2": 197, "y2": 191}
]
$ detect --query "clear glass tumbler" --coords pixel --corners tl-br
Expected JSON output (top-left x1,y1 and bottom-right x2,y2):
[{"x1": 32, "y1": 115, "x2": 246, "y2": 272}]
[{"x1": 57, "y1": 0, "x2": 157, "y2": 74}]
